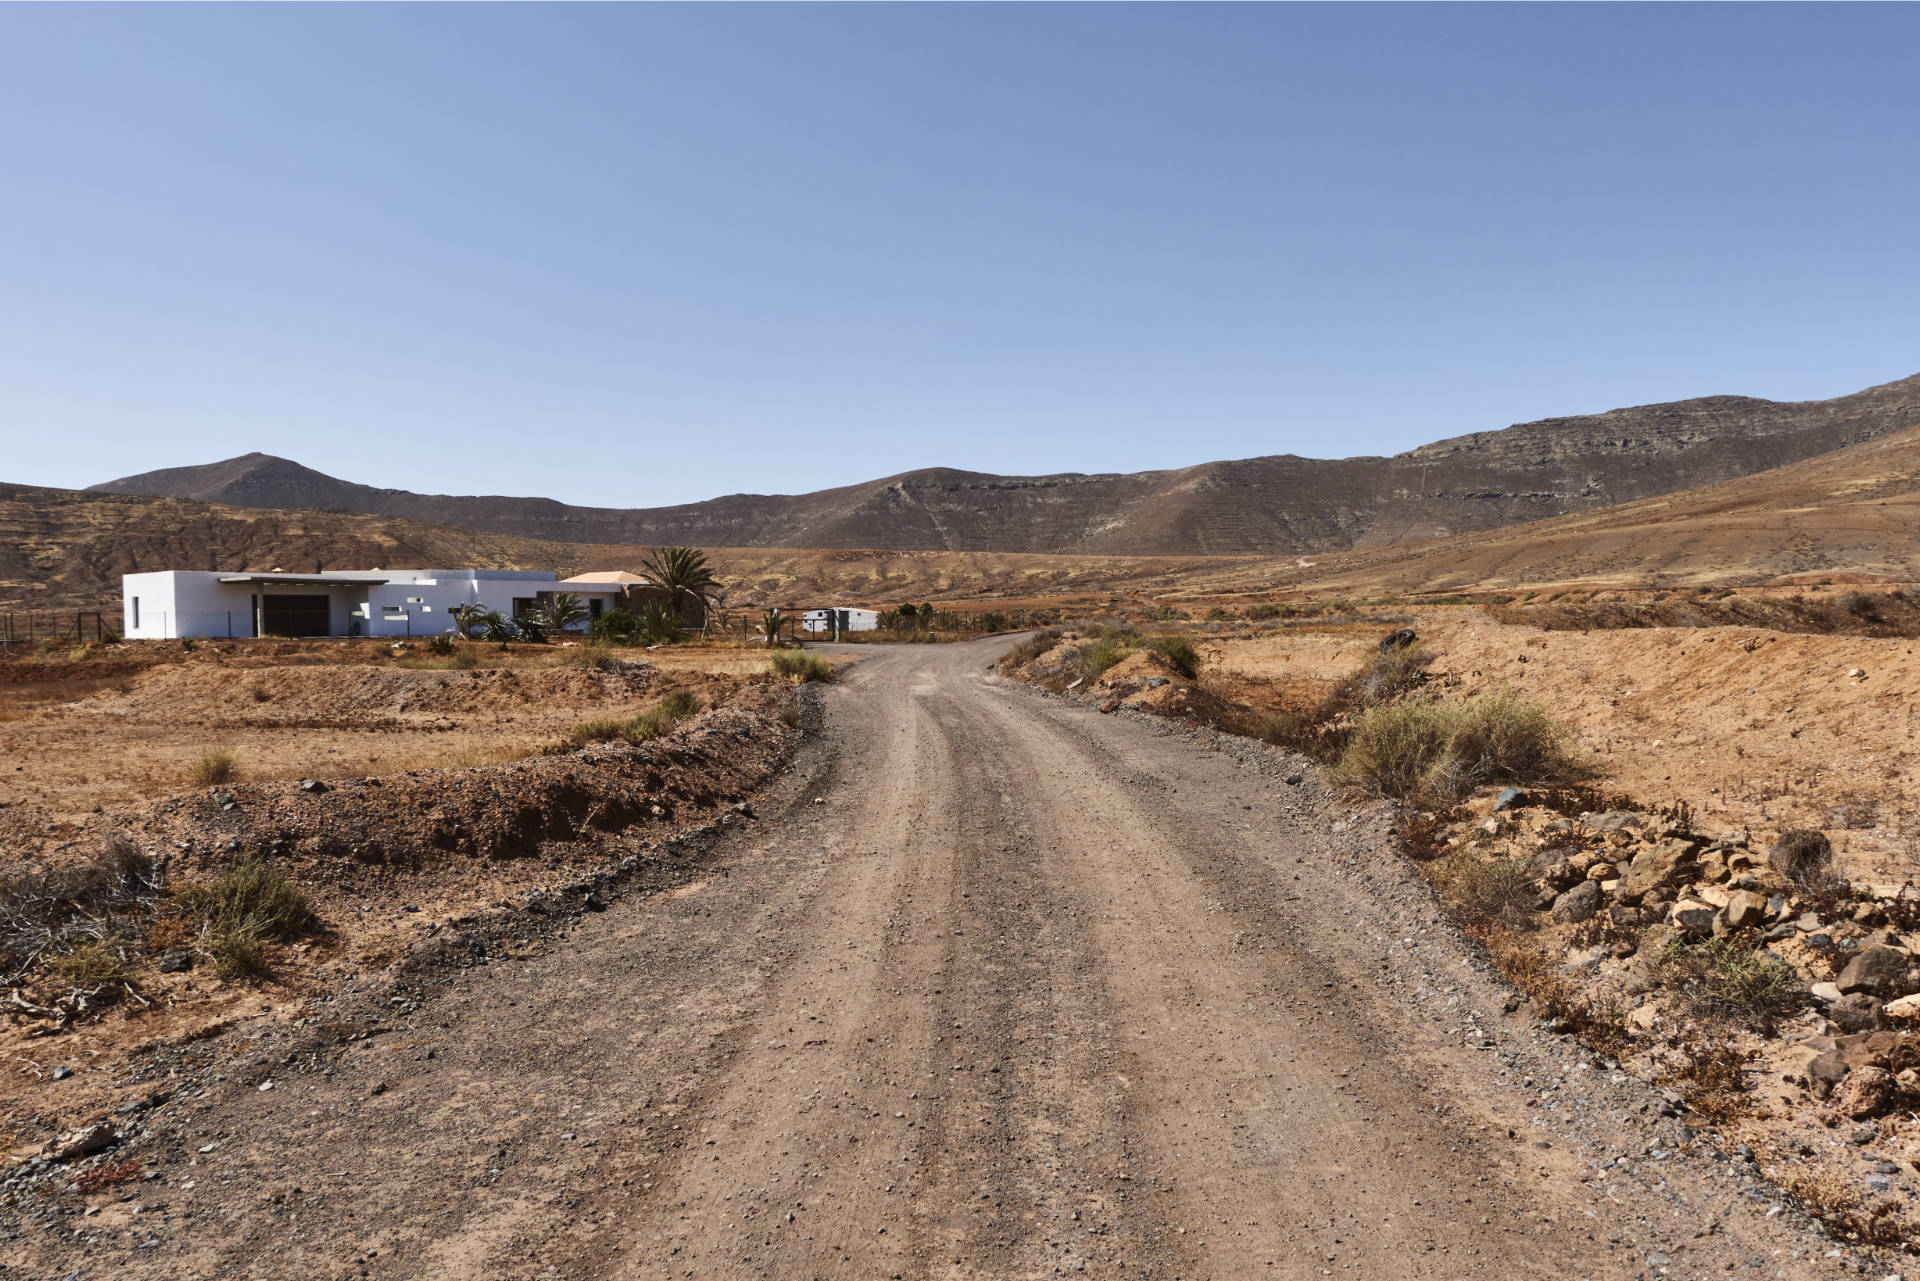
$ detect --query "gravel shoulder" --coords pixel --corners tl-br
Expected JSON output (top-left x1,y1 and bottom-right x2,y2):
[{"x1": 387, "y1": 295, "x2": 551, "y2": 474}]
[{"x1": 5, "y1": 637, "x2": 1871, "y2": 1279}]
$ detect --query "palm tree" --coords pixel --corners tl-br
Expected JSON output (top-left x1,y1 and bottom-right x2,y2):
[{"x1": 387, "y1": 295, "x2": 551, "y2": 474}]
[
  {"x1": 640, "y1": 547, "x2": 721, "y2": 629},
  {"x1": 449, "y1": 601, "x2": 491, "y2": 639},
  {"x1": 762, "y1": 608, "x2": 787, "y2": 647},
  {"x1": 529, "y1": 591, "x2": 589, "y2": 634}
]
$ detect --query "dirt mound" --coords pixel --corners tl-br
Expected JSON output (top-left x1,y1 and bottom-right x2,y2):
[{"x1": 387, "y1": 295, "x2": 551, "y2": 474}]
[
  {"x1": 124, "y1": 684, "x2": 791, "y2": 880},
  {"x1": 95, "y1": 660, "x2": 663, "y2": 723}
]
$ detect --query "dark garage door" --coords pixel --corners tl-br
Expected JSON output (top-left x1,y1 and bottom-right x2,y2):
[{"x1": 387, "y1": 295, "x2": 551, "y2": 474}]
[{"x1": 261, "y1": 594, "x2": 332, "y2": 637}]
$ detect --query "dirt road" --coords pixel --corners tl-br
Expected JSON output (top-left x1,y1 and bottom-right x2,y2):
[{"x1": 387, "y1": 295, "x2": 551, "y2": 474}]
[{"x1": 16, "y1": 639, "x2": 1860, "y2": 1279}]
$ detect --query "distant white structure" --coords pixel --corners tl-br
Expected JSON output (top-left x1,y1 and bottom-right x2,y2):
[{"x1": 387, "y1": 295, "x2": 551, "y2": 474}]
[
  {"x1": 800, "y1": 607, "x2": 880, "y2": 637},
  {"x1": 120, "y1": 569, "x2": 638, "y2": 639}
]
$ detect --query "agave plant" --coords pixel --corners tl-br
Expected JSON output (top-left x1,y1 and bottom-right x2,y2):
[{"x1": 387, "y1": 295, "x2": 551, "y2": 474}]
[{"x1": 762, "y1": 608, "x2": 787, "y2": 646}]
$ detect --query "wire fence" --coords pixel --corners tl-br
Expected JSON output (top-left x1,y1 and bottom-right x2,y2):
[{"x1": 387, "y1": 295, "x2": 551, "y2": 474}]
[{"x1": 1, "y1": 612, "x2": 116, "y2": 648}]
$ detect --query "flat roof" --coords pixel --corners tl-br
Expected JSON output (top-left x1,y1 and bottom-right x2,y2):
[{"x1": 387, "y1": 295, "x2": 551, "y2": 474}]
[{"x1": 217, "y1": 574, "x2": 393, "y2": 587}]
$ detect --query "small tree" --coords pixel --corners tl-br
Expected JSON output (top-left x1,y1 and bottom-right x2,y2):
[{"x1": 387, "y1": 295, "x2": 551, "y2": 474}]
[
  {"x1": 762, "y1": 609, "x2": 787, "y2": 647},
  {"x1": 640, "y1": 547, "x2": 721, "y2": 630}
]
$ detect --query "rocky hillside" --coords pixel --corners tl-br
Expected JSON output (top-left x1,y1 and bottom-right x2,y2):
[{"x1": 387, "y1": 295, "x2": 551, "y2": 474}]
[
  {"x1": 0, "y1": 484, "x2": 644, "y2": 611},
  {"x1": 90, "y1": 372, "x2": 1920, "y2": 555}
]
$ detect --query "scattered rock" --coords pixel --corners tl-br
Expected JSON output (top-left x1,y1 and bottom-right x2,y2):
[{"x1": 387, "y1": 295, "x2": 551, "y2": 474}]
[
  {"x1": 50, "y1": 1065, "x2": 72, "y2": 1081},
  {"x1": 1586, "y1": 862, "x2": 1617, "y2": 881},
  {"x1": 1617, "y1": 839, "x2": 1701, "y2": 904},
  {"x1": 1145, "y1": 677, "x2": 1169, "y2": 689},
  {"x1": 1830, "y1": 993, "x2": 1886, "y2": 1034},
  {"x1": 1551, "y1": 880, "x2": 1602, "y2": 925},
  {"x1": 1586, "y1": 810, "x2": 1651, "y2": 833},
  {"x1": 1671, "y1": 903, "x2": 1717, "y2": 938},
  {"x1": 1722, "y1": 889, "x2": 1769, "y2": 932},
  {"x1": 1769, "y1": 828, "x2": 1833, "y2": 883},
  {"x1": 158, "y1": 949, "x2": 192, "y2": 973},
  {"x1": 1492, "y1": 786, "x2": 1529, "y2": 813},
  {"x1": 1834, "y1": 1065, "x2": 1896, "y2": 1119},
  {"x1": 298, "y1": 778, "x2": 329, "y2": 794},
  {"x1": 1836, "y1": 946, "x2": 1915, "y2": 999},
  {"x1": 43, "y1": 1122, "x2": 116, "y2": 1162},
  {"x1": 1283, "y1": 774, "x2": 1303, "y2": 787},
  {"x1": 1378, "y1": 628, "x2": 1417, "y2": 653}
]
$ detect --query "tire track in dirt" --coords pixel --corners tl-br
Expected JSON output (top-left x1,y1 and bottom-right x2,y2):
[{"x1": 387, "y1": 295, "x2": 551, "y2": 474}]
[{"x1": 20, "y1": 637, "x2": 1863, "y2": 1281}]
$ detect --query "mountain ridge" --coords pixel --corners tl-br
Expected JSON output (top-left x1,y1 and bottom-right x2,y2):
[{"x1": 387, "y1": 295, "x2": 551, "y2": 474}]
[{"x1": 88, "y1": 372, "x2": 1920, "y2": 556}]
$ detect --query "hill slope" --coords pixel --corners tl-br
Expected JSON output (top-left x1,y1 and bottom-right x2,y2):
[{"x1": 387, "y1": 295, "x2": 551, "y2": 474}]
[
  {"x1": 91, "y1": 373, "x2": 1920, "y2": 556},
  {"x1": 1219, "y1": 422, "x2": 1920, "y2": 598},
  {"x1": 0, "y1": 484, "x2": 1262, "y2": 613}
]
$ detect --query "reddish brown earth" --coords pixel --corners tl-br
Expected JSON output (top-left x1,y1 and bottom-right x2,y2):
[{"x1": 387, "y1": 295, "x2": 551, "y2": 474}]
[{"x1": 4, "y1": 638, "x2": 1873, "y2": 1279}]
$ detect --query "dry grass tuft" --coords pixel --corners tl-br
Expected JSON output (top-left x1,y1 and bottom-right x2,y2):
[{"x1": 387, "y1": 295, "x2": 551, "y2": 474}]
[
  {"x1": 1442, "y1": 855, "x2": 1538, "y2": 928},
  {"x1": 997, "y1": 630, "x2": 1062, "y2": 669},
  {"x1": 1652, "y1": 935, "x2": 1804, "y2": 1030},
  {"x1": 1482, "y1": 930, "x2": 1632, "y2": 1057},
  {"x1": 1330, "y1": 690, "x2": 1582, "y2": 804},
  {"x1": 571, "y1": 689, "x2": 703, "y2": 745},
  {"x1": 187, "y1": 748, "x2": 237, "y2": 787},
  {"x1": 770, "y1": 651, "x2": 834, "y2": 683},
  {"x1": 177, "y1": 858, "x2": 315, "y2": 979}
]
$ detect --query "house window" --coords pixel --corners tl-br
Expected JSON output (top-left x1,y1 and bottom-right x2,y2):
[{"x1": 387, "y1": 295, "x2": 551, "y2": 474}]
[{"x1": 131, "y1": 597, "x2": 140, "y2": 629}]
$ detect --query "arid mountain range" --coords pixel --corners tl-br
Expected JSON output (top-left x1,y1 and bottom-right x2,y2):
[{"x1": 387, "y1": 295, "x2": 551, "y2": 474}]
[
  {"x1": 89, "y1": 372, "x2": 1920, "y2": 556},
  {"x1": 11, "y1": 405, "x2": 1920, "y2": 614}
]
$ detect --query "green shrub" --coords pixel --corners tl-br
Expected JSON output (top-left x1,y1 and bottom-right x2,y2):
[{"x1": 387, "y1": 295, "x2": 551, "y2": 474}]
[
  {"x1": 771, "y1": 651, "x2": 834, "y2": 683},
  {"x1": 427, "y1": 634, "x2": 457, "y2": 656},
  {"x1": 1080, "y1": 640, "x2": 1130, "y2": 682},
  {"x1": 998, "y1": 630, "x2": 1062, "y2": 669},
  {"x1": 638, "y1": 603, "x2": 681, "y2": 645},
  {"x1": 187, "y1": 749, "x2": 237, "y2": 787},
  {"x1": 45, "y1": 938, "x2": 137, "y2": 986},
  {"x1": 570, "y1": 689, "x2": 703, "y2": 745},
  {"x1": 1329, "y1": 691, "x2": 1580, "y2": 803},
  {"x1": 1245, "y1": 603, "x2": 1282, "y2": 621},
  {"x1": 177, "y1": 859, "x2": 315, "y2": 979},
  {"x1": 589, "y1": 608, "x2": 641, "y2": 643},
  {"x1": 1328, "y1": 700, "x2": 1460, "y2": 801},
  {"x1": 1146, "y1": 636, "x2": 1199, "y2": 679}
]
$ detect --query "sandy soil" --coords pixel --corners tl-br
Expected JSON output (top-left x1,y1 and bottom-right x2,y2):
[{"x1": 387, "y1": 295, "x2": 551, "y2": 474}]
[
  {"x1": 0, "y1": 640, "x2": 800, "y2": 828},
  {"x1": 1201, "y1": 612, "x2": 1920, "y2": 886},
  {"x1": 4, "y1": 637, "x2": 1869, "y2": 1279}
]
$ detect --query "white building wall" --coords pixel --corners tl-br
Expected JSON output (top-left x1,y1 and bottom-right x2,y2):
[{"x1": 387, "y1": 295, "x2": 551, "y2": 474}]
[
  {"x1": 119, "y1": 570, "x2": 568, "y2": 639},
  {"x1": 123, "y1": 572, "x2": 258, "y2": 639},
  {"x1": 359, "y1": 573, "x2": 559, "y2": 637}
]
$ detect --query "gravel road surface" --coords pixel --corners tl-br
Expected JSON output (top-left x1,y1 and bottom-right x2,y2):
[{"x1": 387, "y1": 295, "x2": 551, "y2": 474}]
[{"x1": 15, "y1": 638, "x2": 1868, "y2": 1279}]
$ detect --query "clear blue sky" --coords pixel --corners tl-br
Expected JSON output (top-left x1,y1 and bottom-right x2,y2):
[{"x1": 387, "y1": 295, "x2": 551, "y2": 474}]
[{"x1": 3, "y1": 4, "x2": 1916, "y2": 509}]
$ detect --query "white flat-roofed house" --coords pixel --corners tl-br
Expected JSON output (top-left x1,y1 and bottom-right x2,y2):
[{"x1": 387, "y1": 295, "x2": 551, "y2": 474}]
[{"x1": 120, "y1": 569, "x2": 608, "y2": 639}]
